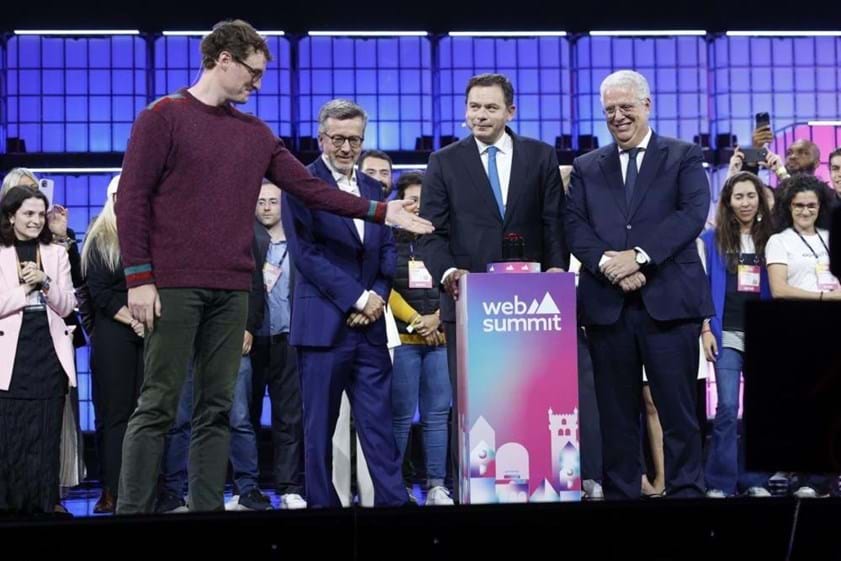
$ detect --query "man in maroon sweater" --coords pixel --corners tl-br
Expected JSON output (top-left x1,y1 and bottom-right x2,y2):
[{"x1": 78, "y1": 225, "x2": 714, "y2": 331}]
[{"x1": 114, "y1": 20, "x2": 431, "y2": 514}]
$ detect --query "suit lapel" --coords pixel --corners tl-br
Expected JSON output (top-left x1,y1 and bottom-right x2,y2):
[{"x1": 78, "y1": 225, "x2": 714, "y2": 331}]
[
  {"x1": 312, "y1": 158, "x2": 362, "y2": 245},
  {"x1": 504, "y1": 130, "x2": 526, "y2": 226},
  {"x1": 358, "y1": 176, "x2": 378, "y2": 248},
  {"x1": 597, "y1": 145, "x2": 628, "y2": 218},
  {"x1": 627, "y1": 133, "x2": 666, "y2": 220},
  {"x1": 460, "y1": 137, "x2": 504, "y2": 223},
  {"x1": 0, "y1": 246, "x2": 19, "y2": 289}
]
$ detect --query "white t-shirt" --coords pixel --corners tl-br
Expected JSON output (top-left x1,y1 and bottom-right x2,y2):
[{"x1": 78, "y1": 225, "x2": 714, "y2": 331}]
[{"x1": 765, "y1": 227, "x2": 836, "y2": 292}]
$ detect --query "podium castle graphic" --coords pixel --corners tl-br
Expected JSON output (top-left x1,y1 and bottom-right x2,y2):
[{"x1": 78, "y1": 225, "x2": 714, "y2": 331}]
[{"x1": 467, "y1": 408, "x2": 581, "y2": 503}]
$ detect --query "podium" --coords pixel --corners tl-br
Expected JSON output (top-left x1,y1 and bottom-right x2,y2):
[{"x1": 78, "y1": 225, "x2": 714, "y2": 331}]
[{"x1": 456, "y1": 271, "x2": 580, "y2": 504}]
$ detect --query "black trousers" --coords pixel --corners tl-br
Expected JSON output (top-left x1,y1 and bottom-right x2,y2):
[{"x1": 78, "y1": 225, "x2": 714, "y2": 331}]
[
  {"x1": 577, "y1": 327, "x2": 603, "y2": 482},
  {"x1": 587, "y1": 299, "x2": 704, "y2": 500},
  {"x1": 90, "y1": 318, "x2": 144, "y2": 496},
  {"x1": 250, "y1": 334, "x2": 305, "y2": 495}
]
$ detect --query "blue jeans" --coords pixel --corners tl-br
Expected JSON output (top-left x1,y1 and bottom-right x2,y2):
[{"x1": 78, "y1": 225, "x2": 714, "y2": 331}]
[
  {"x1": 161, "y1": 356, "x2": 260, "y2": 497},
  {"x1": 391, "y1": 344, "x2": 451, "y2": 487},
  {"x1": 704, "y1": 346, "x2": 769, "y2": 494}
]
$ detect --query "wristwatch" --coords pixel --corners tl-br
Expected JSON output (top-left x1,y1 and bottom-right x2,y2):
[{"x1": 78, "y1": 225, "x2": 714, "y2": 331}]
[
  {"x1": 41, "y1": 275, "x2": 52, "y2": 294},
  {"x1": 634, "y1": 248, "x2": 648, "y2": 266}
]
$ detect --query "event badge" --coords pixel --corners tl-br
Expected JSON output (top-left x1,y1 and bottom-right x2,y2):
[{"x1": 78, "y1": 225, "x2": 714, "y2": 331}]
[
  {"x1": 408, "y1": 260, "x2": 433, "y2": 288},
  {"x1": 263, "y1": 262, "x2": 282, "y2": 292},
  {"x1": 736, "y1": 264, "x2": 760, "y2": 293},
  {"x1": 816, "y1": 262, "x2": 839, "y2": 291}
]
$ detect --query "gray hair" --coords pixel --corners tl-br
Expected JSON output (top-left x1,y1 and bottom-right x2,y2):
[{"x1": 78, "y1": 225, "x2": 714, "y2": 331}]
[
  {"x1": 318, "y1": 99, "x2": 368, "y2": 133},
  {"x1": 1, "y1": 167, "x2": 39, "y2": 200},
  {"x1": 599, "y1": 70, "x2": 651, "y2": 106}
]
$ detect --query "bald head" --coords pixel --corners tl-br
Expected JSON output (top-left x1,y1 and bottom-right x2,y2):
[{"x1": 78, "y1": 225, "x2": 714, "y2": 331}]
[{"x1": 785, "y1": 139, "x2": 820, "y2": 174}]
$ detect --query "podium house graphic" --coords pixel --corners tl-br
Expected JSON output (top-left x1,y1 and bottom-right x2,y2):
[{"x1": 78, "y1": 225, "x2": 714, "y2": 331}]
[{"x1": 468, "y1": 408, "x2": 581, "y2": 503}]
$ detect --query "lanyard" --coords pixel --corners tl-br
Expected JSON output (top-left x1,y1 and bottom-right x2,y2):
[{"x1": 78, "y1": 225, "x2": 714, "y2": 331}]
[{"x1": 795, "y1": 230, "x2": 829, "y2": 259}]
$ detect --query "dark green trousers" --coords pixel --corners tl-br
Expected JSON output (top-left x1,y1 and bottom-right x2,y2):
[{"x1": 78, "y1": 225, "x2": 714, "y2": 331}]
[{"x1": 116, "y1": 288, "x2": 247, "y2": 513}]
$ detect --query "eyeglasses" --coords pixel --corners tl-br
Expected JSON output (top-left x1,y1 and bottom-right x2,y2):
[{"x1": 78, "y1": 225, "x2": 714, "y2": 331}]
[
  {"x1": 322, "y1": 133, "x2": 364, "y2": 150},
  {"x1": 603, "y1": 103, "x2": 640, "y2": 118},
  {"x1": 233, "y1": 56, "x2": 264, "y2": 83},
  {"x1": 791, "y1": 202, "x2": 819, "y2": 213}
]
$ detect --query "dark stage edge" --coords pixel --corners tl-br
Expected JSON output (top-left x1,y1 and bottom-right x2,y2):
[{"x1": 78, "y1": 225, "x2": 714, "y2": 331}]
[{"x1": 3, "y1": 498, "x2": 841, "y2": 560}]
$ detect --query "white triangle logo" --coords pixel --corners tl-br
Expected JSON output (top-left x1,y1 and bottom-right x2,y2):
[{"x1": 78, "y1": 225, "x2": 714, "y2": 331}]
[
  {"x1": 527, "y1": 299, "x2": 540, "y2": 314},
  {"x1": 536, "y1": 292, "x2": 560, "y2": 314}
]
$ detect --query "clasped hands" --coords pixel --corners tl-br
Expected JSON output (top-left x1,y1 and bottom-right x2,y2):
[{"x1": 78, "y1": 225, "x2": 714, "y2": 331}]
[
  {"x1": 347, "y1": 292, "x2": 386, "y2": 328},
  {"x1": 19, "y1": 261, "x2": 47, "y2": 293},
  {"x1": 600, "y1": 250, "x2": 646, "y2": 293}
]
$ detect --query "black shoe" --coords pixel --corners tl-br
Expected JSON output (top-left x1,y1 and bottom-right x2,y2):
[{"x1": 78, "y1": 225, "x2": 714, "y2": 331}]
[
  {"x1": 237, "y1": 489, "x2": 272, "y2": 511},
  {"x1": 155, "y1": 491, "x2": 187, "y2": 513}
]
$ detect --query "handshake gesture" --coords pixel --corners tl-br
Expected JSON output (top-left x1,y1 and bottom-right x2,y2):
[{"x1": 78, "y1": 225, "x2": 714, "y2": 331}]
[
  {"x1": 347, "y1": 291, "x2": 386, "y2": 328},
  {"x1": 600, "y1": 250, "x2": 646, "y2": 293}
]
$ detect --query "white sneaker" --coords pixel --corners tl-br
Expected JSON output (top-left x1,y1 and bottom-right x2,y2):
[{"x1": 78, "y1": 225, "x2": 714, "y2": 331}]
[
  {"x1": 425, "y1": 486, "x2": 454, "y2": 506},
  {"x1": 706, "y1": 489, "x2": 727, "y2": 498},
  {"x1": 793, "y1": 486, "x2": 819, "y2": 498},
  {"x1": 746, "y1": 487, "x2": 772, "y2": 497},
  {"x1": 582, "y1": 479, "x2": 604, "y2": 500},
  {"x1": 225, "y1": 495, "x2": 247, "y2": 511},
  {"x1": 280, "y1": 493, "x2": 307, "y2": 510}
]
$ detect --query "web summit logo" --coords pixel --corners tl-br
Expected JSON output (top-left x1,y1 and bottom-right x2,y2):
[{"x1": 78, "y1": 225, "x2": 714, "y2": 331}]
[{"x1": 481, "y1": 292, "x2": 563, "y2": 333}]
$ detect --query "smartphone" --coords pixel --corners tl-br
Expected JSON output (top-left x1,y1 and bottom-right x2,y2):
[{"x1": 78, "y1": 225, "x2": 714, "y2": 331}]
[
  {"x1": 755, "y1": 112, "x2": 771, "y2": 130},
  {"x1": 38, "y1": 178, "x2": 55, "y2": 208},
  {"x1": 741, "y1": 147, "x2": 768, "y2": 166}
]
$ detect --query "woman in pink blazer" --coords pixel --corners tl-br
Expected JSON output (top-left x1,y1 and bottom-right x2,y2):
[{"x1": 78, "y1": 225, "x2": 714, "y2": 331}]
[{"x1": 0, "y1": 187, "x2": 76, "y2": 514}]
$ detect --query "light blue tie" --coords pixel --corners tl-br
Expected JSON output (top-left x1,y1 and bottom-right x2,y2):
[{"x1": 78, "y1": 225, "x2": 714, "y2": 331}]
[{"x1": 486, "y1": 146, "x2": 505, "y2": 218}]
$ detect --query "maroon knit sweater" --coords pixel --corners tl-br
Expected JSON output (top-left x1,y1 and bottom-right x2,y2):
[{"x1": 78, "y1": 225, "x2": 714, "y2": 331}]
[{"x1": 116, "y1": 89, "x2": 386, "y2": 290}]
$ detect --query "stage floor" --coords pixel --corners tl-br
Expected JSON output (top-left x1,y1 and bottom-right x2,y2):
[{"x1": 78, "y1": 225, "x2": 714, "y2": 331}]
[{"x1": 6, "y1": 483, "x2": 841, "y2": 560}]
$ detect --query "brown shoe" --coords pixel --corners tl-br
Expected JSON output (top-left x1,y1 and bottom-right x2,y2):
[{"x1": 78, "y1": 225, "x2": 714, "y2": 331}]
[
  {"x1": 53, "y1": 502, "x2": 74, "y2": 517},
  {"x1": 93, "y1": 489, "x2": 115, "y2": 513}
]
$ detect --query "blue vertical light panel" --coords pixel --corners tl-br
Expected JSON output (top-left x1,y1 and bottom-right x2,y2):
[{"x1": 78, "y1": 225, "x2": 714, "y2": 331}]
[
  {"x1": 437, "y1": 36, "x2": 572, "y2": 145},
  {"x1": 710, "y1": 35, "x2": 841, "y2": 150},
  {"x1": 575, "y1": 35, "x2": 708, "y2": 148},
  {"x1": 5, "y1": 35, "x2": 147, "y2": 152},
  {"x1": 0, "y1": 38, "x2": 6, "y2": 153},
  {"x1": 297, "y1": 36, "x2": 433, "y2": 150},
  {"x1": 153, "y1": 35, "x2": 293, "y2": 137}
]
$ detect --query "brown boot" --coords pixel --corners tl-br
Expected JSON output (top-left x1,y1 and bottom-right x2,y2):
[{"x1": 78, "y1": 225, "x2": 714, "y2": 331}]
[{"x1": 93, "y1": 488, "x2": 115, "y2": 513}]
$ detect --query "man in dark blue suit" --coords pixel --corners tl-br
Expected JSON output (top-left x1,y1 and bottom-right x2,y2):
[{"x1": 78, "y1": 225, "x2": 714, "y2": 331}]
[
  {"x1": 565, "y1": 70, "x2": 713, "y2": 500},
  {"x1": 281, "y1": 99, "x2": 406, "y2": 508},
  {"x1": 419, "y1": 73, "x2": 567, "y2": 499}
]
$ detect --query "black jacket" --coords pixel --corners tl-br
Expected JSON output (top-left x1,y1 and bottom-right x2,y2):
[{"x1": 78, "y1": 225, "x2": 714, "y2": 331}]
[
  {"x1": 418, "y1": 128, "x2": 568, "y2": 322},
  {"x1": 392, "y1": 231, "x2": 440, "y2": 334}
]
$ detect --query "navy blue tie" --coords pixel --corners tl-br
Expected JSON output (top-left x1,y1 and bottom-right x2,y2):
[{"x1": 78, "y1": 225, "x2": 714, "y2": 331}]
[
  {"x1": 486, "y1": 146, "x2": 505, "y2": 218},
  {"x1": 624, "y1": 147, "x2": 642, "y2": 206}
]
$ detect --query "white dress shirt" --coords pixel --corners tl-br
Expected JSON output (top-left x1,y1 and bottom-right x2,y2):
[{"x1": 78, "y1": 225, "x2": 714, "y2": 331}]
[
  {"x1": 321, "y1": 155, "x2": 372, "y2": 311},
  {"x1": 323, "y1": 155, "x2": 365, "y2": 241},
  {"x1": 600, "y1": 127, "x2": 653, "y2": 268},
  {"x1": 440, "y1": 132, "x2": 514, "y2": 285},
  {"x1": 474, "y1": 132, "x2": 514, "y2": 207}
]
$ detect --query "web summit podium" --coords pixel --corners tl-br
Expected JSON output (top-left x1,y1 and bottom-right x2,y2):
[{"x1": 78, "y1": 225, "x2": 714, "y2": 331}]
[{"x1": 455, "y1": 269, "x2": 580, "y2": 504}]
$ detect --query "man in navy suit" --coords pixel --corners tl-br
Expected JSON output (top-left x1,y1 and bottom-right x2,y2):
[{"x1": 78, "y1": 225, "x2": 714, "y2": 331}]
[
  {"x1": 281, "y1": 99, "x2": 406, "y2": 508},
  {"x1": 565, "y1": 70, "x2": 713, "y2": 500},
  {"x1": 419, "y1": 73, "x2": 567, "y2": 498}
]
